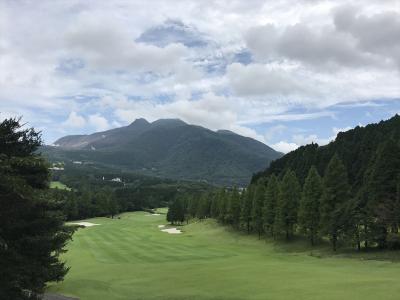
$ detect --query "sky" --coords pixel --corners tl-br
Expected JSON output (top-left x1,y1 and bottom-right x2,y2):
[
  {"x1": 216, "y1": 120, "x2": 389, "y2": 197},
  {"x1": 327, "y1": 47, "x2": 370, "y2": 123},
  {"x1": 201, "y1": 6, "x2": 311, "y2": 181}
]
[{"x1": 0, "y1": 0, "x2": 399, "y2": 153}]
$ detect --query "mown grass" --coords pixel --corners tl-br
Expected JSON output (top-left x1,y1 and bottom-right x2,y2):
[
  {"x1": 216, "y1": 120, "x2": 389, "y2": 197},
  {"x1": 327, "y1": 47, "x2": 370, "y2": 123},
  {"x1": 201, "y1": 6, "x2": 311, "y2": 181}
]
[
  {"x1": 48, "y1": 212, "x2": 400, "y2": 300},
  {"x1": 50, "y1": 181, "x2": 71, "y2": 191}
]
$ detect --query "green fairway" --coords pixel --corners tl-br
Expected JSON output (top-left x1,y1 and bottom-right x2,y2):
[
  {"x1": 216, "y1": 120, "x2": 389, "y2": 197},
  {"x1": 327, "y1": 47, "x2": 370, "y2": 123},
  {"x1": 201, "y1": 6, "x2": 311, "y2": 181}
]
[
  {"x1": 49, "y1": 212, "x2": 400, "y2": 300},
  {"x1": 50, "y1": 181, "x2": 71, "y2": 191}
]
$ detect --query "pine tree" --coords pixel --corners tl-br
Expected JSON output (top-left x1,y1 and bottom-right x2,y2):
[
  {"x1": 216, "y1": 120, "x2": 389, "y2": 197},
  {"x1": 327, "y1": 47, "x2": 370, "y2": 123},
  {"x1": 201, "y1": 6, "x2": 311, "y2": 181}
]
[
  {"x1": 252, "y1": 183, "x2": 265, "y2": 239},
  {"x1": 298, "y1": 166, "x2": 323, "y2": 245},
  {"x1": 274, "y1": 170, "x2": 301, "y2": 240},
  {"x1": 263, "y1": 175, "x2": 279, "y2": 237},
  {"x1": 320, "y1": 154, "x2": 350, "y2": 251},
  {"x1": 0, "y1": 118, "x2": 74, "y2": 299}
]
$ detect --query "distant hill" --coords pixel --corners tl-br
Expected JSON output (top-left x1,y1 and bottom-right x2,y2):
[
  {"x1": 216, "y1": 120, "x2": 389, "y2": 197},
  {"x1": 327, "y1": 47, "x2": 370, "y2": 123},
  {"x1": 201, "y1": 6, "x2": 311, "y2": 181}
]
[{"x1": 43, "y1": 118, "x2": 282, "y2": 185}]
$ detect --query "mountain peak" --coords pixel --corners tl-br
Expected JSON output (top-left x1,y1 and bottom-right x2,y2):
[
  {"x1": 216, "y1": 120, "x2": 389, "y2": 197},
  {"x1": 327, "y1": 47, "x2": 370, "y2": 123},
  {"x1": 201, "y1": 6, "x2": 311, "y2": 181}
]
[
  {"x1": 151, "y1": 118, "x2": 186, "y2": 127},
  {"x1": 129, "y1": 118, "x2": 150, "y2": 127}
]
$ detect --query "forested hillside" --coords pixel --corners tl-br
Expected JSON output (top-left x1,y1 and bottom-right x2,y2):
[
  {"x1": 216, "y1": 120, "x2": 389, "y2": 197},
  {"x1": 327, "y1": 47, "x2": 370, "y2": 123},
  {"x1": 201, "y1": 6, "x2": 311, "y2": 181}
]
[
  {"x1": 43, "y1": 118, "x2": 282, "y2": 185},
  {"x1": 49, "y1": 164, "x2": 213, "y2": 221},
  {"x1": 253, "y1": 114, "x2": 400, "y2": 187},
  {"x1": 168, "y1": 115, "x2": 400, "y2": 251}
]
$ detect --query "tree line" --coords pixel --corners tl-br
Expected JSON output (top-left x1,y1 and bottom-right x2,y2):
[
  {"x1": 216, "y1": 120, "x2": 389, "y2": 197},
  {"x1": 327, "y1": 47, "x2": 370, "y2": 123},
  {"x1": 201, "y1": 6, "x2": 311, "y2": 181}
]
[{"x1": 168, "y1": 149, "x2": 400, "y2": 251}]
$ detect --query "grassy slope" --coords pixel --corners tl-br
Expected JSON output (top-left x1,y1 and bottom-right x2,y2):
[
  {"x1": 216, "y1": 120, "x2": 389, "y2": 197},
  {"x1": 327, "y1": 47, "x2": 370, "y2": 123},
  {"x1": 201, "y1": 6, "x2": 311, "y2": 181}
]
[
  {"x1": 50, "y1": 181, "x2": 71, "y2": 191},
  {"x1": 49, "y1": 212, "x2": 400, "y2": 300}
]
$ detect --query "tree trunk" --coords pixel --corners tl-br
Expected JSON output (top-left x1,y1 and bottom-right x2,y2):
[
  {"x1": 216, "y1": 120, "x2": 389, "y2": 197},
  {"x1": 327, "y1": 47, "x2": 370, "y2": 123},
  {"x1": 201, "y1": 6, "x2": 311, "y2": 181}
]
[{"x1": 332, "y1": 233, "x2": 337, "y2": 252}]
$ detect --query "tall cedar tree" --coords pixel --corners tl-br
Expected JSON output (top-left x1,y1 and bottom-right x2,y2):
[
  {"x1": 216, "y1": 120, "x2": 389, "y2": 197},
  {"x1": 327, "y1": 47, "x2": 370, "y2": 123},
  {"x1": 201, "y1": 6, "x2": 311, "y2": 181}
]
[
  {"x1": 226, "y1": 187, "x2": 241, "y2": 228},
  {"x1": 320, "y1": 154, "x2": 350, "y2": 251},
  {"x1": 196, "y1": 194, "x2": 210, "y2": 220},
  {"x1": 217, "y1": 189, "x2": 228, "y2": 223},
  {"x1": 298, "y1": 166, "x2": 323, "y2": 245},
  {"x1": 274, "y1": 170, "x2": 301, "y2": 240},
  {"x1": 263, "y1": 175, "x2": 279, "y2": 237},
  {"x1": 241, "y1": 186, "x2": 253, "y2": 233},
  {"x1": 210, "y1": 191, "x2": 219, "y2": 218},
  {"x1": 365, "y1": 139, "x2": 400, "y2": 248},
  {"x1": 0, "y1": 118, "x2": 74, "y2": 299},
  {"x1": 167, "y1": 198, "x2": 185, "y2": 224},
  {"x1": 252, "y1": 183, "x2": 265, "y2": 239}
]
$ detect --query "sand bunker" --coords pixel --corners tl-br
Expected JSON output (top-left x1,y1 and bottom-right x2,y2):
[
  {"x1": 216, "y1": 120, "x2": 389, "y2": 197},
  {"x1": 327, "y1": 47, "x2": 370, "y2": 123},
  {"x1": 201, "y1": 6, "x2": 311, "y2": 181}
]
[
  {"x1": 69, "y1": 222, "x2": 100, "y2": 227},
  {"x1": 158, "y1": 225, "x2": 166, "y2": 228},
  {"x1": 161, "y1": 227, "x2": 182, "y2": 234},
  {"x1": 146, "y1": 213, "x2": 161, "y2": 216}
]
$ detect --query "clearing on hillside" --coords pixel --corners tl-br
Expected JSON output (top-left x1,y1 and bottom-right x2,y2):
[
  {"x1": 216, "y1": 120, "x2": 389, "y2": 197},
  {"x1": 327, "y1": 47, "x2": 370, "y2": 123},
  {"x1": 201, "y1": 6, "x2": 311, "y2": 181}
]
[{"x1": 50, "y1": 181, "x2": 71, "y2": 191}]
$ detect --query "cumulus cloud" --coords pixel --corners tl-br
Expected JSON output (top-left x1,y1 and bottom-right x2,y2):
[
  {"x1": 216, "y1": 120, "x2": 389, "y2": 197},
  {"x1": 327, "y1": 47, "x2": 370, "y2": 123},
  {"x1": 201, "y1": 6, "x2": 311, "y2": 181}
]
[
  {"x1": 334, "y1": 6, "x2": 400, "y2": 68},
  {"x1": 65, "y1": 17, "x2": 190, "y2": 73},
  {"x1": 88, "y1": 114, "x2": 110, "y2": 131},
  {"x1": 246, "y1": 23, "x2": 378, "y2": 69},
  {"x1": 227, "y1": 63, "x2": 308, "y2": 97},
  {"x1": 63, "y1": 111, "x2": 86, "y2": 128},
  {"x1": 271, "y1": 141, "x2": 299, "y2": 153}
]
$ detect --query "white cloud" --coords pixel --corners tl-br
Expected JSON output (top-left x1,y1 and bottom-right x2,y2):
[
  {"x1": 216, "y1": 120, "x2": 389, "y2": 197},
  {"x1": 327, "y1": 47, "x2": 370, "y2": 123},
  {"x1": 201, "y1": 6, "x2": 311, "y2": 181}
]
[
  {"x1": 88, "y1": 114, "x2": 110, "y2": 131},
  {"x1": 264, "y1": 125, "x2": 287, "y2": 142},
  {"x1": 271, "y1": 141, "x2": 299, "y2": 153},
  {"x1": 227, "y1": 63, "x2": 308, "y2": 97},
  {"x1": 63, "y1": 111, "x2": 86, "y2": 128}
]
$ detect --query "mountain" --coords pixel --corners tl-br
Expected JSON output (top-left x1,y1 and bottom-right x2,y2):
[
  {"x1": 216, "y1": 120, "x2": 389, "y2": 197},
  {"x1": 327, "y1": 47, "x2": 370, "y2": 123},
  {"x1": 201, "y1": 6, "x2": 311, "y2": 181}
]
[
  {"x1": 252, "y1": 114, "x2": 400, "y2": 189},
  {"x1": 44, "y1": 118, "x2": 283, "y2": 185}
]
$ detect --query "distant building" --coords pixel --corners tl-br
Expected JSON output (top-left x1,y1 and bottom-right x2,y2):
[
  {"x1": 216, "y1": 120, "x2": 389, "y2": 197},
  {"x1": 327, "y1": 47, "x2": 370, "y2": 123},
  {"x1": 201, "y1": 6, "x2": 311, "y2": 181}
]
[
  {"x1": 73, "y1": 161, "x2": 82, "y2": 164},
  {"x1": 111, "y1": 177, "x2": 122, "y2": 182},
  {"x1": 49, "y1": 167, "x2": 64, "y2": 171}
]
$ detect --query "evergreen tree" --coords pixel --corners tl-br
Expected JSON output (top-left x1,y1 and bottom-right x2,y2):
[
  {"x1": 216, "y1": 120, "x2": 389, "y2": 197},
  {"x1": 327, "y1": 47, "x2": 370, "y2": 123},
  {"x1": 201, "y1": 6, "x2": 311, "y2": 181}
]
[
  {"x1": 226, "y1": 187, "x2": 241, "y2": 227},
  {"x1": 210, "y1": 191, "x2": 219, "y2": 218},
  {"x1": 365, "y1": 139, "x2": 400, "y2": 248},
  {"x1": 274, "y1": 170, "x2": 301, "y2": 240},
  {"x1": 298, "y1": 166, "x2": 323, "y2": 245},
  {"x1": 187, "y1": 195, "x2": 198, "y2": 218},
  {"x1": 196, "y1": 194, "x2": 210, "y2": 220},
  {"x1": 217, "y1": 189, "x2": 228, "y2": 223},
  {"x1": 0, "y1": 118, "x2": 74, "y2": 299},
  {"x1": 263, "y1": 175, "x2": 279, "y2": 237},
  {"x1": 252, "y1": 183, "x2": 265, "y2": 239},
  {"x1": 320, "y1": 154, "x2": 350, "y2": 251},
  {"x1": 241, "y1": 186, "x2": 253, "y2": 233}
]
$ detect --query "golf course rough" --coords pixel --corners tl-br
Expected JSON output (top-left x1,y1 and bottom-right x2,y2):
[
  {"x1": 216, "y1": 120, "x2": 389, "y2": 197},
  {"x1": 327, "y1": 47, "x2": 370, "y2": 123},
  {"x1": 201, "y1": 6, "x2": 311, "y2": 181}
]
[{"x1": 48, "y1": 211, "x2": 400, "y2": 300}]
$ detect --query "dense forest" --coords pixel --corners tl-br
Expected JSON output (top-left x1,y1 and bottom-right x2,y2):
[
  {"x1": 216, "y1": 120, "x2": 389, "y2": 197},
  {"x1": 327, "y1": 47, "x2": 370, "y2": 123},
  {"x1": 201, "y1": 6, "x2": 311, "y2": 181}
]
[
  {"x1": 168, "y1": 115, "x2": 400, "y2": 251},
  {"x1": 49, "y1": 164, "x2": 212, "y2": 221}
]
